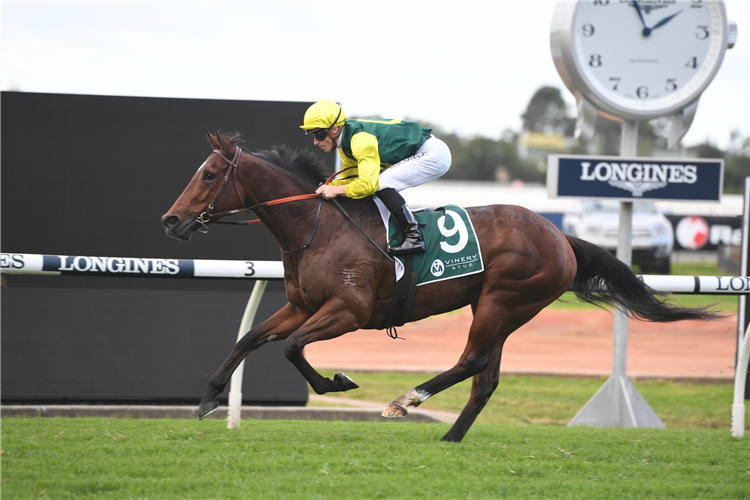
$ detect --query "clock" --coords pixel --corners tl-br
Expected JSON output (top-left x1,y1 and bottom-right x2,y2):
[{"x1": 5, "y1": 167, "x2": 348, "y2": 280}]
[{"x1": 551, "y1": 0, "x2": 737, "y2": 146}]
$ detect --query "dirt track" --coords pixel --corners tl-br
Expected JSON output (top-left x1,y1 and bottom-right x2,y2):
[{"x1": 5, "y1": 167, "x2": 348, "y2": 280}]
[{"x1": 306, "y1": 307, "x2": 740, "y2": 380}]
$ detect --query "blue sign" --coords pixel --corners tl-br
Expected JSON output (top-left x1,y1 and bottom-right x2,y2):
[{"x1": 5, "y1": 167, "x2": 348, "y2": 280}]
[{"x1": 547, "y1": 155, "x2": 724, "y2": 202}]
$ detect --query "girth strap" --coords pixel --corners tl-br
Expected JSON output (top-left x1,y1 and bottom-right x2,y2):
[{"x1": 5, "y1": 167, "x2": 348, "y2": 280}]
[{"x1": 384, "y1": 254, "x2": 418, "y2": 339}]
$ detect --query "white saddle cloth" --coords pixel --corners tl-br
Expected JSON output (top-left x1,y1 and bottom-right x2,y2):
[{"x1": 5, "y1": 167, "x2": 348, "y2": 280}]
[{"x1": 373, "y1": 197, "x2": 428, "y2": 282}]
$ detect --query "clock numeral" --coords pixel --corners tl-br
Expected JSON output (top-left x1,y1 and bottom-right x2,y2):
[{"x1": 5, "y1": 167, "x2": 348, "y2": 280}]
[
  {"x1": 636, "y1": 86, "x2": 649, "y2": 99},
  {"x1": 696, "y1": 26, "x2": 709, "y2": 39},
  {"x1": 593, "y1": 0, "x2": 609, "y2": 5},
  {"x1": 589, "y1": 54, "x2": 602, "y2": 67},
  {"x1": 582, "y1": 23, "x2": 595, "y2": 37},
  {"x1": 690, "y1": 0, "x2": 703, "y2": 8},
  {"x1": 609, "y1": 77, "x2": 621, "y2": 90},
  {"x1": 685, "y1": 57, "x2": 698, "y2": 69},
  {"x1": 666, "y1": 79, "x2": 677, "y2": 92}
]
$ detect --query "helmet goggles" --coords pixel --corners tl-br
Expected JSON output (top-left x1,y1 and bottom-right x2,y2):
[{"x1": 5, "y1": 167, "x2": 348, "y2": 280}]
[
  {"x1": 304, "y1": 106, "x2": 342, "y2": 141},
  {"x1": 307, "y1": 128, "x2": 330, "y2": 141}
]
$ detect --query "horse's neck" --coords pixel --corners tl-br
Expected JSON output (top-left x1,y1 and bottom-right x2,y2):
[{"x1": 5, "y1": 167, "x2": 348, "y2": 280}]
[{"x1": 240, "y1": 154, "x2": 322, "y2": 251}]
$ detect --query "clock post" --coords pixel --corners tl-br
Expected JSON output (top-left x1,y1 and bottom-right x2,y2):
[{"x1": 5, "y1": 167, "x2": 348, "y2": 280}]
[
  {"x1": 567, "y1": 120, "x2": 666, "y2": 428},
  {"x1": 549, "y1": 0, "x2": 737, "y2": 428}
]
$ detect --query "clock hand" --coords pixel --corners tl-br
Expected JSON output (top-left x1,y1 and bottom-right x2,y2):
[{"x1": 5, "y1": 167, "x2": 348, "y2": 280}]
[
  {"x1": 631, "y1": 0, "x2": 650, "y2": 36},
  {"x1": 650, "y1": 9, "x2": 684, "y2": 31}
]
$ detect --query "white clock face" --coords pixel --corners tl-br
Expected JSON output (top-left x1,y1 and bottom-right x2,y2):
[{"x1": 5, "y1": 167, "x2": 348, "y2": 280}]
[{"x1": 570, "y1": 0, "x2": 726, "y2": 118}]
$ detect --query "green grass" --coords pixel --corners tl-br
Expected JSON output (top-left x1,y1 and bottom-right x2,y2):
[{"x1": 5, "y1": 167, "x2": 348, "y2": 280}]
[
  {"x1": 313, "y1": 372, "x2": 747, "y2": 430},
  {"x1": 2, "y1": 417, "x2": 748, "y2": 499},
  {"x1": 670, "y1": 261, "x2": 726, "y2": 277},
  {"x1": 3, "y1": 264, "x2": 747, "y2": 499}
]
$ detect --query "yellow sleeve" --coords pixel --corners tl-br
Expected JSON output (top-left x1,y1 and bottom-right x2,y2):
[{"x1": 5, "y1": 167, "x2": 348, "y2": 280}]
[
  {"x1": 330, "y1": 152, "x2": 356, "y2": 188},
  {"x1": 343, "y1": 132, "x2": 380, "y2": 199}
]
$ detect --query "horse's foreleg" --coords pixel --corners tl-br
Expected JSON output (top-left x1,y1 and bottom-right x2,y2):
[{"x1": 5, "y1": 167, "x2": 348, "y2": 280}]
[
  {"x1": 284, "y1": 297, "x2": 363, "y2": 395},
  {"x1": 198, "y1": 303, "x2": 310, "y2": 419}
]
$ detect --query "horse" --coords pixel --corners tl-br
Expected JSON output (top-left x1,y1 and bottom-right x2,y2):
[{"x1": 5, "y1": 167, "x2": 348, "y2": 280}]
[{"x1": 161, "y1": 131, "x2": 719, "y2": 443}]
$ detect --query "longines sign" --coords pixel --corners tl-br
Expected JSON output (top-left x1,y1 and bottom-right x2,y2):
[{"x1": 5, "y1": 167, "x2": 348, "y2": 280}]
[{"x1": 547, "y1": 155, "x2": 724, "y2": 202}]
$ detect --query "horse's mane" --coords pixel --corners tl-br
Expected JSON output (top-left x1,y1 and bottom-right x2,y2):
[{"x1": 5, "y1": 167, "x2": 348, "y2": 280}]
[
  {"x1": 219, "y1": 131, "x2": 331, "y2": 188},
  {"x1": 253, "y1": 146, "x2": 332, "y2": 188}
]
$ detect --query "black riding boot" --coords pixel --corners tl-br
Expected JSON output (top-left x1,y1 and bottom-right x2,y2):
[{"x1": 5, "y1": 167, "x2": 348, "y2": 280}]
[
  {"x1": 389, "y1": 205, "x2": 426, "y2": 255},
  {"x1": 378, "y1": 188, "x2": 425, "y2": 255}
]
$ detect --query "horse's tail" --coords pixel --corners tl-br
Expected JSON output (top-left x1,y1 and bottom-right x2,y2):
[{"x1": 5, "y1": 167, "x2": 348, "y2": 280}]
[{"x1": 565, "y1": 234, "x2": 724, "y2": 322}]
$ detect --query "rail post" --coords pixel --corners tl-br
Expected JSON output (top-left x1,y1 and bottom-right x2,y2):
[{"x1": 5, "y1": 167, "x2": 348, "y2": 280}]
[
  {"x1": 227, "y1": 280, "x2": 268, "y2": 429},
  {"x1": 732, "y1": 323, "x2": 750, "y2": 437}
]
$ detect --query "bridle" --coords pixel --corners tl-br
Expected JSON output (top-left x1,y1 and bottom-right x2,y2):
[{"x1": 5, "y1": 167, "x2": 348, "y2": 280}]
[{"x1": 196, "y1": 147, "x2": 247, "y2": 233}]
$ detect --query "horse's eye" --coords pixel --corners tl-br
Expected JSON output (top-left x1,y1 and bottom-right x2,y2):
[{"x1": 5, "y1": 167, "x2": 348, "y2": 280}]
[{"x1": 203, "y1": 171, "x2": 217, "y2": 182}]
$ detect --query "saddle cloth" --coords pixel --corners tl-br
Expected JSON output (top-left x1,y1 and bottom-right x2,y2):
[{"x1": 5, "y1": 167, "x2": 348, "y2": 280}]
[{"x1": 373, "y1": 198, "x2": 484, "y2": 285}]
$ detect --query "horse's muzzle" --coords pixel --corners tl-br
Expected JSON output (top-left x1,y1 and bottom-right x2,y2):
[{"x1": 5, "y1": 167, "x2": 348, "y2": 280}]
[{"x1": 161, "y1": 213, "x2": 192, "y2": 240}]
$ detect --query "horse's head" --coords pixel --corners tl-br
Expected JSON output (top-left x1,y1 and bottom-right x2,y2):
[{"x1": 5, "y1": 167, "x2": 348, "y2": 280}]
[{"x1": 161, "y1": 131, "x2": 245, "y2": 240}]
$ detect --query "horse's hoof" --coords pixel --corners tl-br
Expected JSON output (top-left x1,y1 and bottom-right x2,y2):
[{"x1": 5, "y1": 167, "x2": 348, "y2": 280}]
[
  {"x1": 198, "y1": 400, "x2": 219, "y2": 420},
  {"x1": 441, "y1": 432, "x2": 463, "y2": 443},
  {"x1": 334, "y1": 372, "x2": 359, "y2": 391},
  {"x1": 381, "y1": 403, "x2": 408, "y2": 419}
]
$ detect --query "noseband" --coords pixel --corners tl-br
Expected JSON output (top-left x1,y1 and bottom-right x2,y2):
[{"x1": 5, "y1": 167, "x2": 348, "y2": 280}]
[{"x1": 196, "y1": 147, "x2": 245, "y2": 233}]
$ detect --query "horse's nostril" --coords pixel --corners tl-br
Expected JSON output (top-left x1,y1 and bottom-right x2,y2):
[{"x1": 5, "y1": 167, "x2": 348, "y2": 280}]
[{"x1": 162, "y1": 214, "x2": 180, "y2": 228}]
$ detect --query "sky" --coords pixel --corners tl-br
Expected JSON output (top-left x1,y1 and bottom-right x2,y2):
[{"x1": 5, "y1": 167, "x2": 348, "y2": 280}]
[{"x1": 2, "y1": 1, "x2": 749, "y2": 150}]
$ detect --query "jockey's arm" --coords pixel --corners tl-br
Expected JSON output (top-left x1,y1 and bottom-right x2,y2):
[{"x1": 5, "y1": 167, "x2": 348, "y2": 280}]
[{"x1": 337, "y1": 132, "x2": 381, "y2": 199}]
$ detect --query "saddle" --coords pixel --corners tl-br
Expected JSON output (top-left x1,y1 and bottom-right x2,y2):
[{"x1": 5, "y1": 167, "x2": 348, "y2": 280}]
[{"x1": 334, "y1": 199, "x2": 483, "y2": 339}]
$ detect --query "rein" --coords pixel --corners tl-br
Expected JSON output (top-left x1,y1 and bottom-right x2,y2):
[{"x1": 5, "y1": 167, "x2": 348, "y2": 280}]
[
  {"x1": 205, "y1": 162, "x2": 355, "y2": 228},
  {"x1": 213, "y1": 193, "x2": 321, "y2": 226},
  {"x1": 198, "y1": 156, "x2": 391, "y2": 260}
]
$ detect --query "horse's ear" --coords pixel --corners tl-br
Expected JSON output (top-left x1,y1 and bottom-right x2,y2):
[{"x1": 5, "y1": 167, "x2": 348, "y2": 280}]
[
  {"x1": 206, "y1": 129, "x2": 220, "y2": 151},
  {"x1": 216, "y1": 132, "x2": 236, "y2": 157}
]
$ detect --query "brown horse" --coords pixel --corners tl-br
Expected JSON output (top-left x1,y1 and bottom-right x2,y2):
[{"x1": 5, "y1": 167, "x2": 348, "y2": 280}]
[{"x1": 162, "y1": 131, "x2": 718, "y2": 443}]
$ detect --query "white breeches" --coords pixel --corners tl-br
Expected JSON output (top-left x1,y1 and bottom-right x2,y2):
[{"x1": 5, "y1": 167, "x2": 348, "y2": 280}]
[{"x1": 378, "y1": 136, "x2": 451, "y2": 192}]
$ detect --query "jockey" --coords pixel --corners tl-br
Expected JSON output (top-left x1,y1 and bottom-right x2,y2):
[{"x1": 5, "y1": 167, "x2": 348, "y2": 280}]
[{"x1": 301, "y1": 99, "x2": 452, "y2": 255}]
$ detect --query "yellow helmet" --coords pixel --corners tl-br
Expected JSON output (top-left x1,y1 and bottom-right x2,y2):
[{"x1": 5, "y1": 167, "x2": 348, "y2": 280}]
[{"x1": 300, "y1": 100, "x2": 346, "y2": 131}]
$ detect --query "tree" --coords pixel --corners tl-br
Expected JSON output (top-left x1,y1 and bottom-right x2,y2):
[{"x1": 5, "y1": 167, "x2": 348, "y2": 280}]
[
  {"x1": 690, "y1": 139, "x2": 750, "y2": 195},
  {"x1": 724, "y1": 155, "x2": 750, "y2": 194},
  {"x1": 398, "y1": 85, "x2": 750, "y2": 188},
  {"x1": 521, "y1": 86, "x2": 575, "y2": 135},
  {"x1": 691, "y1": 141, "x2": 725, "y2": 159},
  {"x1": 412, "y1": 120, "x2": 541, "y2": 183},
  {"x1": 448, "y1": 136, "x2": 542, "y2": 183}
]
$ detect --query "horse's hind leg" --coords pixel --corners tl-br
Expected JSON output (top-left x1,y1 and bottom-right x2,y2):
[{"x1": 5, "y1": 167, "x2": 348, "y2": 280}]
[
  {"x1": 441, "y1": 341, "x2": 504, "y2": 443},
  {"x1": 198, "y1": 303, "x2": 310, "y2": 419},
  {"x1": 383, "y1": 304, "x2": 536, "y2": 442}
]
